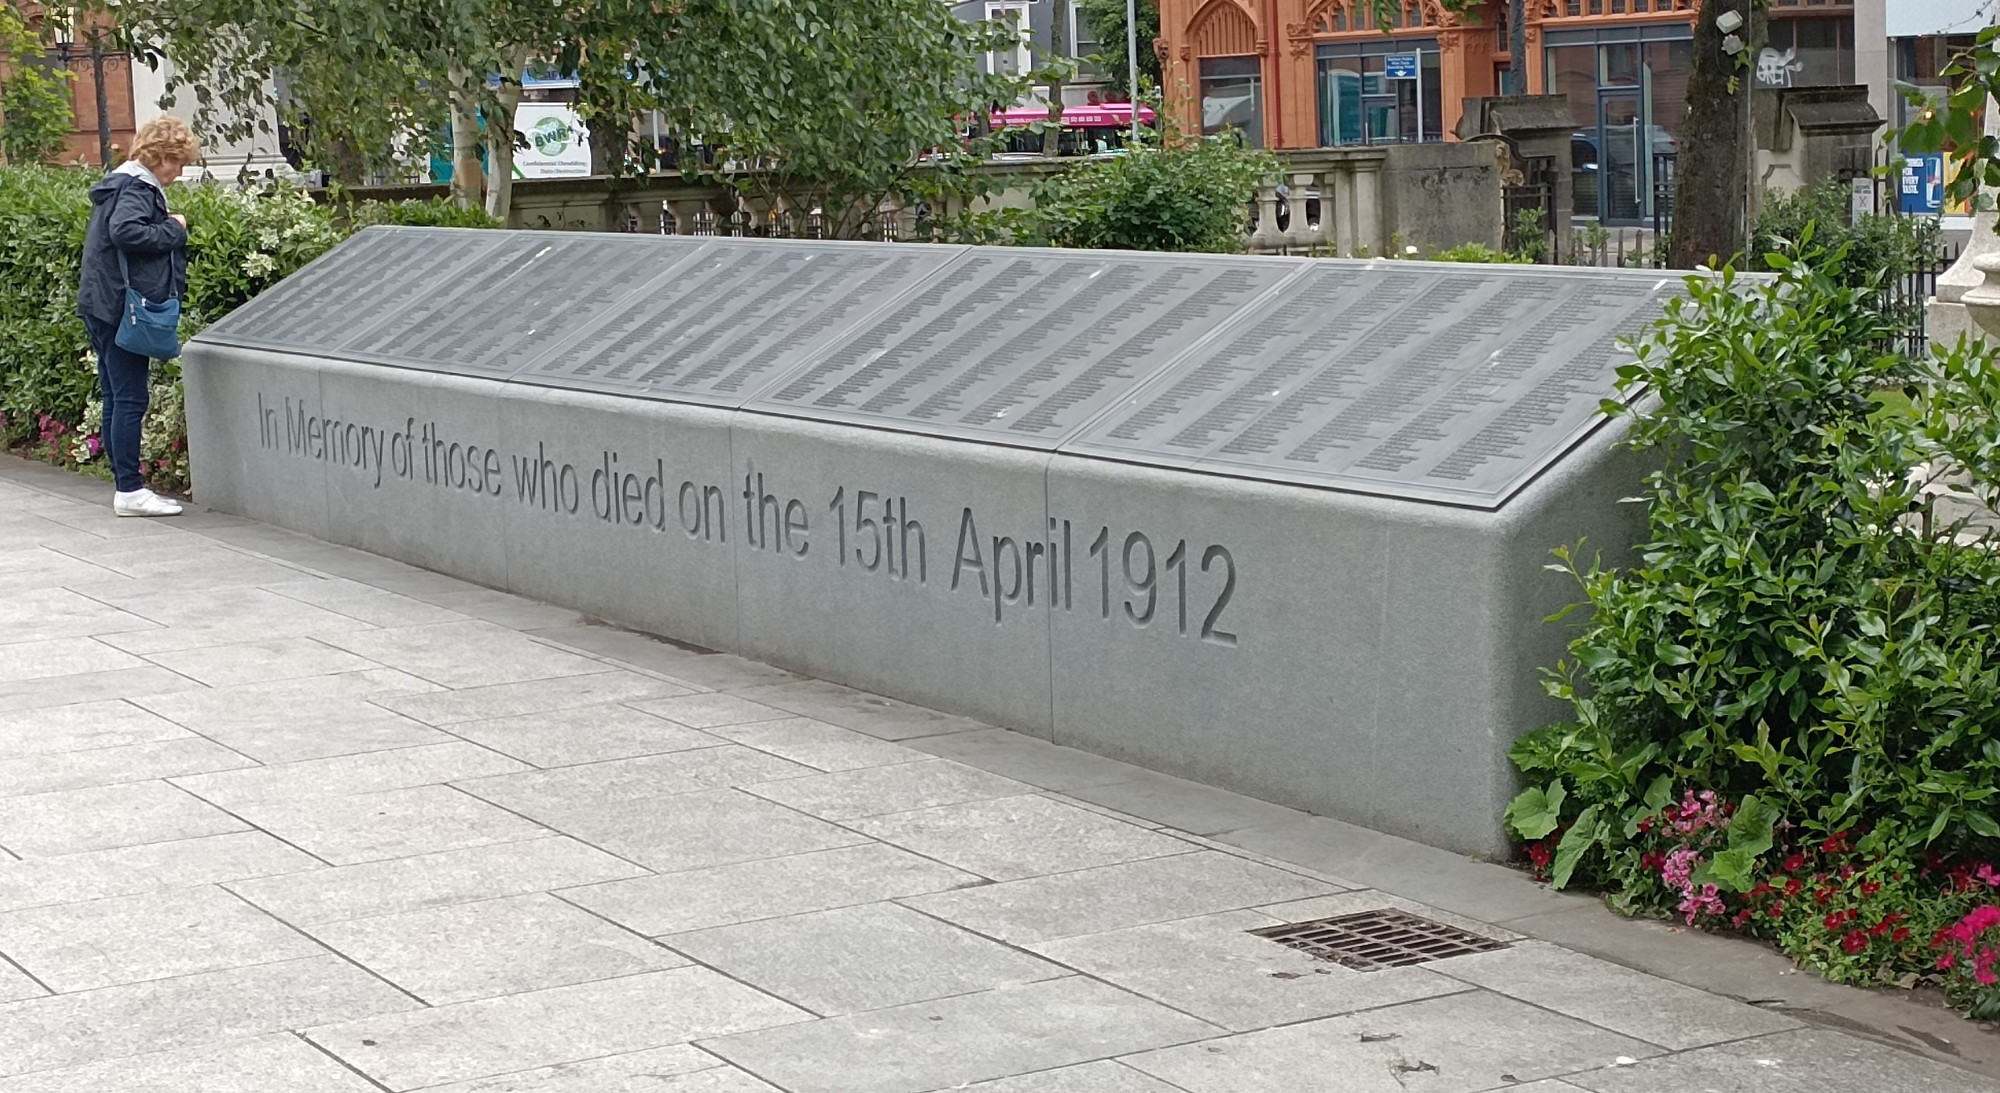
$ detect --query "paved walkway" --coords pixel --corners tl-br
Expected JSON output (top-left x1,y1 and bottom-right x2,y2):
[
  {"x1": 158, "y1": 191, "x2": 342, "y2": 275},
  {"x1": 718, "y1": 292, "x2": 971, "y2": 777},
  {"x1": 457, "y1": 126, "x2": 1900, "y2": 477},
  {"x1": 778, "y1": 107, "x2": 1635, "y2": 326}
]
[{"x1": 0, "y1": 454, "x2": 1994, "y2": 1093}]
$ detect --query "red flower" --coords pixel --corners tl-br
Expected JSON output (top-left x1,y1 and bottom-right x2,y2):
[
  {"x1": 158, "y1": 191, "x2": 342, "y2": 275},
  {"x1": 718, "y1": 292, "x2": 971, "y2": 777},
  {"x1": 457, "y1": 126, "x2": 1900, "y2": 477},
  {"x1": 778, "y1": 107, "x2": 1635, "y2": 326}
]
[
  {"x1": 1822, "y1": 831, "x2": 1852, "y2": 854},
  {"x1": 1824, "y1": 912, "x2": 1847, "y2": 931},
  {"x1": 1636, "y1": 816, "x2": 1654, "y2": 834},
  {"x1": 1526, "y1": 841, "x2": 1552, "y2": 869},
  {"x1": 1782, "y1": 853, "x2": 1806, "y2": 873},
  {"x1": 1859, "y1": 880, "x2": 1881, "y2": 897},
  {"x1": 1749, "y1": 881, "x2": 1776, "y2": 898},
  {"x1": 1842, "y1": 930, "x2": 1870, "y2": 954},
  {"x1": 1813, "y1": 887, "x2": 1835, "y2": 905},
  {"x1": 1640, "y1": 851, "x2": 1665, "y2": 871},
  {"x1": 1784, "y1": 878, "x2": 1803, "y2": 897},
  {"x1": 1893, "y1": 927, "x2": 1912, "y2": 943},
  {"x1": 1839, "y1": 865, "x2": 1856, "y2": 881},
  {"x1": 1767, "y1": 903, "x2": 1786, "y2": 919}
]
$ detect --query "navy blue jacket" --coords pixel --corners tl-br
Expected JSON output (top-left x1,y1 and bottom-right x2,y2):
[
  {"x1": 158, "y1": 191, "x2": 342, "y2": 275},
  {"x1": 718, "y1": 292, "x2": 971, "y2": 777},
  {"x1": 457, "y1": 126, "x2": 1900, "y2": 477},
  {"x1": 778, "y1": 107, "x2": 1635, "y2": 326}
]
[{"x1": 76, "y1": 172, "x2": 188, "y2": 326}]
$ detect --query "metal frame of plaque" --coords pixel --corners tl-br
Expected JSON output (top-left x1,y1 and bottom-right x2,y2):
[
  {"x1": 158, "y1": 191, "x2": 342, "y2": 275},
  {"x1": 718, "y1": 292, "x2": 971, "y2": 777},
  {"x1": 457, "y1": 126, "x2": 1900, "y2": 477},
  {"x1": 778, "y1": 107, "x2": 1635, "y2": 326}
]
[{"x1": 196, "y1": 227, "x2": 1674, "y2": 510}]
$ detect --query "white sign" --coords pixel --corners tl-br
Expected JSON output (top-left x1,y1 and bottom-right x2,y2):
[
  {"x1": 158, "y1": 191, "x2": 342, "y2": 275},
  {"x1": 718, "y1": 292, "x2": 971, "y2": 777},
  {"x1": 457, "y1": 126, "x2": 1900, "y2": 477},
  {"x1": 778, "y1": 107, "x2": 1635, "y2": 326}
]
[
  {"x1": 513, "y1": 103, "x2": 591, "y2": 179},
  {"x1": 1850, "y1": 176, "x2": 1876, "y2": 221}
]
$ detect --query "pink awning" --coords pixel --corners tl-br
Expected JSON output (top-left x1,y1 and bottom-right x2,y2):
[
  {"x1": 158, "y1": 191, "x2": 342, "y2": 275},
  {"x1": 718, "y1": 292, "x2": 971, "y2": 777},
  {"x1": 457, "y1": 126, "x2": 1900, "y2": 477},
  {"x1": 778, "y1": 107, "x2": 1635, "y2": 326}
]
[{"x1": 991, "y1": 103, "x2": 1158, "y2": 128}]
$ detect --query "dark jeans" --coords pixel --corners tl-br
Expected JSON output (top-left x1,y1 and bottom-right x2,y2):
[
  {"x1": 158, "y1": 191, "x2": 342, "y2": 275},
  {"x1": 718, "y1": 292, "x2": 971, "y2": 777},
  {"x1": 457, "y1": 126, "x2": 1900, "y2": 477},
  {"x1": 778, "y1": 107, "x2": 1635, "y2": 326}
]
[{"x1": 83, "y1": 315, "x2": 150, "y2": 493}]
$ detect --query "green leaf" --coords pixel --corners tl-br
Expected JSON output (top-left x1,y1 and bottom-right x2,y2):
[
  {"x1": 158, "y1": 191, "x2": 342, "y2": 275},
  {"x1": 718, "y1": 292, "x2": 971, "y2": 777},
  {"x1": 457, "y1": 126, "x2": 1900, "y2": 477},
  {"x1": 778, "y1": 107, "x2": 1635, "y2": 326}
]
[
  {"x1": 1505, "y1": 780, "x2": 1566, "y2": 841},
  {"x1": 1966, "y1": 810, "x2": 2000, "y2": 839},
  {"x1": 1550, "y1": 804, "x2": 1602, "y2": 890}
]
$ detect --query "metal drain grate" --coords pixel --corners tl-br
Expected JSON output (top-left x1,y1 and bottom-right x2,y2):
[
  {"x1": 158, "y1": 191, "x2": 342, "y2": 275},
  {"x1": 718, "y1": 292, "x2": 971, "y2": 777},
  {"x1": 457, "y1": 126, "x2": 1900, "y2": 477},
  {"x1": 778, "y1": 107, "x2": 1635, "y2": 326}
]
[{"x1": 1252, "y1": 909, "x2": 1508, "y2": 970}]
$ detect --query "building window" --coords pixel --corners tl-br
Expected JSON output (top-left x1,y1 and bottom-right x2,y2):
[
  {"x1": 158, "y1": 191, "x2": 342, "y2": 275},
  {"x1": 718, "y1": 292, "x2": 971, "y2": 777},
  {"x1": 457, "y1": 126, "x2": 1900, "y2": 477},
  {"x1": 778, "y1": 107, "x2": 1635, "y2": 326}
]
[
  {"x1": 985, "y1": 2, "x2": 1031, "y2": 78},
  {"x1": 1200, "y1": 55, "x2": 1264, "y2": 147},
  {"x1": 1762, "y1": 16, "x2": 1854, "y2": 87},
  {"x1": 1314, "y1": 41, "x2": 1441, "y2": 147},
  {"x1": 1544, "y1": 27, "x2": 1693, "y2": 223}
]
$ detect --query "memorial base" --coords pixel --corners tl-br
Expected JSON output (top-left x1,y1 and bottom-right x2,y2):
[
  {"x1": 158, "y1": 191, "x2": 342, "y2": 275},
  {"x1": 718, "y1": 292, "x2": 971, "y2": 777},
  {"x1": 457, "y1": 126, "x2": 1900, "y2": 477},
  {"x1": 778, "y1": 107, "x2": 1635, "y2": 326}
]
[{"x1": 187, "y1": 343, "x2": 1649, "y2": 856}]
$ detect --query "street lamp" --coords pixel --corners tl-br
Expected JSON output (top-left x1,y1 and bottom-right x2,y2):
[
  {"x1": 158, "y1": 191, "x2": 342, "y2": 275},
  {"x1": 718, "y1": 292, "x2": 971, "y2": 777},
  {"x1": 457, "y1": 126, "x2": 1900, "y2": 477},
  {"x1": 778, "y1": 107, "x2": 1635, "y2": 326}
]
[{"x1": 50, "y1": 15, "x2": 116, "y2": 169}]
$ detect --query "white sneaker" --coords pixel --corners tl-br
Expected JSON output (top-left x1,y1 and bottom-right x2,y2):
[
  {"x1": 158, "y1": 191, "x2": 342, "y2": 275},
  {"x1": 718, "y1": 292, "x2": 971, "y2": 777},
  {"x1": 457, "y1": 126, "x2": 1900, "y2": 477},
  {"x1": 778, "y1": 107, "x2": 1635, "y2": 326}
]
[{"x1": 112, "y1": 488, "x2": 183, "y2": 517}]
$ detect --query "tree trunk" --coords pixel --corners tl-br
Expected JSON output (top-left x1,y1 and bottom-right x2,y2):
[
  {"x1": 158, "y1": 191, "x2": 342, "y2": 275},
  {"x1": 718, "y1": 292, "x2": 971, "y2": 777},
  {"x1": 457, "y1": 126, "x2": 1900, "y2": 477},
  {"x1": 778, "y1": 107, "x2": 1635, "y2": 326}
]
[
  {"x1": 486, "y1": 80, "x2": 523, "y2": 222},
  {"x1": 1044, "y1": 0, "x2": 1068, "y2": 157},
  {"x1": 448, "y1": 74, "x2": 484, "y2": 211},
  {"x1": 1668, "y1": 0, "x2": 1765, "y2": 270},
  {"x1": 1508, "y1": 0, "x2": 1527, "y2": 95}
]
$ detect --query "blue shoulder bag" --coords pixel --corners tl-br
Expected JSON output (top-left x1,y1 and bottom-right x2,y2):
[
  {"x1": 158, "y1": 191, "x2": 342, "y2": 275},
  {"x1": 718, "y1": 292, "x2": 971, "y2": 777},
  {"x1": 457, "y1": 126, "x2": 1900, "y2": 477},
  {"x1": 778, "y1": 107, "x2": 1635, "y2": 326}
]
[{"x1": 115, "y1": 246, "x2": 183, "y2": 361}]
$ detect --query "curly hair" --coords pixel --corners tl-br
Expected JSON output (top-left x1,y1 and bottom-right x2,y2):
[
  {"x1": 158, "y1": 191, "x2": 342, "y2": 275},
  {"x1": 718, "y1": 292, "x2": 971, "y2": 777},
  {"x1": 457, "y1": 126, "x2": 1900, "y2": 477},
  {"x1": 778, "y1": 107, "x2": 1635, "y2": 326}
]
[{"x1": 128, "y1": 115, "x2": 201, "y2": 171}]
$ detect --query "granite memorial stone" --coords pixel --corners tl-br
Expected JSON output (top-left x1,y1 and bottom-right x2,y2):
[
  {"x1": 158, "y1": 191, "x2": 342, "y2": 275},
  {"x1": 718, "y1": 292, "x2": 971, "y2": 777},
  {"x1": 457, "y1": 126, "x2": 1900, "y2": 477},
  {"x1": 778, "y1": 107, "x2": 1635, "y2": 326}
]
[{"x1": 186, "y1": 226, "x2": 1672, "y2": 855}]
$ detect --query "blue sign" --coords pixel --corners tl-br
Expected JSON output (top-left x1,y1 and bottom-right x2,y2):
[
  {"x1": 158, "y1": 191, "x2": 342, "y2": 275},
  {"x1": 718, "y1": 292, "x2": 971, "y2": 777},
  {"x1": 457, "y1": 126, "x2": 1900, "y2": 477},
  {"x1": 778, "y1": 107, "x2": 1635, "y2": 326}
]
[
  {"x1": 1384, "y1": 54, "x2": 1419, "y2": 80},
  {"x1": 1900, "y1": 154, "x2": 1943, "y2": 215}
]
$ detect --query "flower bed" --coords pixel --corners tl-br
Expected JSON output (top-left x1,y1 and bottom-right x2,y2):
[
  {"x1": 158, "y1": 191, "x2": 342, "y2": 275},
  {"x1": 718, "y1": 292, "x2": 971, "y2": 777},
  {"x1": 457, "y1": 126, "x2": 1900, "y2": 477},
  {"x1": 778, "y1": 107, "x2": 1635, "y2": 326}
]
[
  {"x1": 0, "y1": 166, "x2": 493, "y2": 493},
  {"x1": 1507, "y1": 250, "x2": 2000, "y2": 1022}
]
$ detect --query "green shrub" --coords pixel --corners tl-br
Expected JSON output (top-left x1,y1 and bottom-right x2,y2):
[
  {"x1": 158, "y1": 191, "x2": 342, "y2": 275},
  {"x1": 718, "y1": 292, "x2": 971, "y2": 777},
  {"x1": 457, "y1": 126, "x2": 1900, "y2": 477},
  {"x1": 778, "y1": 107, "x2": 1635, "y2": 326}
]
[
  {"x1": 343, "y1": 197, "x2": 502, "y2": 229},
  {"x1": 1504, "y1": 247, "x2": 2000, "y2": 1006},
  {"x1": 1754, "y1": 180, "x2": 1939, "y2": 349},
  {"x1": 1429, "y1": 242, "x2": 1527, "y2": 264},
  {"x1": 1027, "y1": 135, "x2": 1278, "y2": 253}
]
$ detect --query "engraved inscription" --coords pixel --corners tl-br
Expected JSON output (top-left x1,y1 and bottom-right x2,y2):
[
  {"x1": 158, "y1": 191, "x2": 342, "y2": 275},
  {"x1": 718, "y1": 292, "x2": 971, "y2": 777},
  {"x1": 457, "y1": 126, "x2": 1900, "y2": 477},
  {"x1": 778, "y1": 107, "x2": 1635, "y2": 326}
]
[
  {"x1": 1072, "y1": 266, "x2": 1670, "y2": 505},
  {"x1": 756, "y1": 252, "x2": 1292, "y2": 443}
]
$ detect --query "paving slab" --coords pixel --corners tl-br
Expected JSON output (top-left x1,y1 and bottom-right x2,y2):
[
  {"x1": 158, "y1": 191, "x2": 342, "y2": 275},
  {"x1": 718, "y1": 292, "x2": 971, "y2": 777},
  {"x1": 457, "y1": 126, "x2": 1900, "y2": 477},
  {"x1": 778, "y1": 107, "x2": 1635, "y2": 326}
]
[
  {"x1": 226, "y1": 784, "x2": 549, "y2": 865},
  {"x1": 907, "y1": 729, "x2": 1155, "y2": 792},
  {"x1": 306, "y1": 965, "x2": 810, "y2": 1091},
  {"x1": 90, "y1": 586, "x2": 377, "y2": 655},
  {"x1": 561, "y1": 843, "x2": 984, "y2": 936},
  {"x1": 446, "y1": 704, "x2": 722, "y2": 767},
  {"x1": 901, "y1": 851, "x2": 1336, "y2": 945},
  {"x1": 0, "y1": 638, "x2": 147, "y2": 684},
  {"x1": 265, "y1": 578, "x2": 475, "y2": 628},
  {"x1": 141, "y1": 636, "x2": 386, "y2": 688},
  {"x1": 945, "y1": 1060, "x2": 1191, "y2": 1093},
  {"x1": 0, "y1": 781, "x2": 246, "y2": 857},
  {"x1": 0, "y1": 960, "x2": 42, "y2": 1004},
  {"x1": 1563, "y1": 1027, "x2": 2000, "y2": 1093},
  {"x1": 1431, "y1": 940, "x2": 1803, "y2": 1051},
  {"x1": 1122, "y1": 990, "x2": 1660, "y2": 1093},
  {"x1": 728, "y1": 680, "x2": 981, "y2": 741},
  {"x1": 381, "y1": 671, "x2": 704, "y2": 726},
  {"x1": 309, "y1": 892, "x2": 685, "y2": 1004},
  {"x1": 456, "y1": 748, "x2": 816, "y2": 821},
  {"x1": 629, "y1": 693, "x2": 790, "y2": 729},
  {"x1": 848, "y1": 794, "x2": 1193, "y2": 881},
  {"x1": 668, "y1": 902, "x2": 1069, "y2": 1015},
  {"x1": 523, "y1": 626, "x2": 799, "y2": 691},
  {"x1": 415, "y1": 1045, "x2": 782, "y2": 1093},
  {"x1": 0, "y1": 831, "x2": 320, "y2": 913},
  {"x1": 0, "y1": 955, "x2": 419, "y2": 1078},
  {"x1": 0, "y1": 1033, "x2": 383, "y2": 1093},
  {"x1": 703, "y1": 975, "x2": 1219, "y2": 1093},
  {"x1": 185, "y1": 701, "x2": 451, "y2": 763},
  {"x1": 229, "y1": 836, "x2": 648, "y2": 924},
  {"x1": 0, "y1": 666, "x2": 204, "y2": 713},
  {"x1": 319, "y1": 621, "x2": 611, "y2": 689},
  {"x1": 1066, "y1": 772, "x2": 1312, "y2": 836},
  {"x1": 0, "y1": 587, "x2": 157, "y2": 646},
  {"x1": 176, "y1": 741, "x2": 530, "y2": 808},
  {"x1": 0, "y1": 738, "x2": 252, "y2": 798},
  {"x1": 0, "y1": 884, "x2": 322, "y2": 991},
  {"x1": 0, "y1": 700, "x2": 190, "y2": 759},
  {"x1": 705, "y1": 717, "x2": 930, "y2": 772},
  {"x1": 1030, "y1": 909, "x2": 1469, "y2": 1031},
  {"x1": 133, "y1": 669, "x2": 445, "y2": 732},
  {"x1": 742, "y1": 758, "x2": 1034, "y2": 820},
  {"x1": 536, "y1": 787, "x2": 870, "y2": 874}
]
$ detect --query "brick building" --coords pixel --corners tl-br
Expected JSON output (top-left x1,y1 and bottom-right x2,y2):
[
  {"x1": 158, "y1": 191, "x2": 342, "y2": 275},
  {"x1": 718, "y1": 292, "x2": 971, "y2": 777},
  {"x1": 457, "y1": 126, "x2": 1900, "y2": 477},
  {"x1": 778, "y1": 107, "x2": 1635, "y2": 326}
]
[
  {"x1": 1156, "y1": 0, "x2": 1867, "y2": 221},
  {"x1": 0, "y1": 4, "x2": 137, "y2": 167}
]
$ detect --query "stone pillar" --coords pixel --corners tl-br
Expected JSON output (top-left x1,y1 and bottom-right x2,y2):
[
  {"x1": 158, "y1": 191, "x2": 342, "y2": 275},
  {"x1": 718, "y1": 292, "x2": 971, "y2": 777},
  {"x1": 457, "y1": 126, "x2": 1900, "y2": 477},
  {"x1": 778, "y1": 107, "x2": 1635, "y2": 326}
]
[
  {"x1": 1854, "y1": 0, "x2": 1892, "y2": 132},
  {"x1": 1928, "y1": 81, "x2": 2000, "y2": 348}
]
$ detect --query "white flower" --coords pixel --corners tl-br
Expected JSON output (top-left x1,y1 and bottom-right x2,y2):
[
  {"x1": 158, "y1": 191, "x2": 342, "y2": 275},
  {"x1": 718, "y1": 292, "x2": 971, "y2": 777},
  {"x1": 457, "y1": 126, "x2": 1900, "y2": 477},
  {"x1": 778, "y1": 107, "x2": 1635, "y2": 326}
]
[
  {"x1": 257, "y1": 230, "x2": 281, "y2": 250},
  {"x1": 242, "y1": 252, "x2": 277, "y2": 278}
]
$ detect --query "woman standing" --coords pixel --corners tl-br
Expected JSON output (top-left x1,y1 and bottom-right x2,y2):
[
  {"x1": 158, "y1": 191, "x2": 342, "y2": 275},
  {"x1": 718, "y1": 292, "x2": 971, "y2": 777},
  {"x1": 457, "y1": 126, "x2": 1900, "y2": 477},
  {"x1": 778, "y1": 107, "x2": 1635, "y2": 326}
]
[{"x1": 76, "y1": 115, "x2": 201, "y2": 517}]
